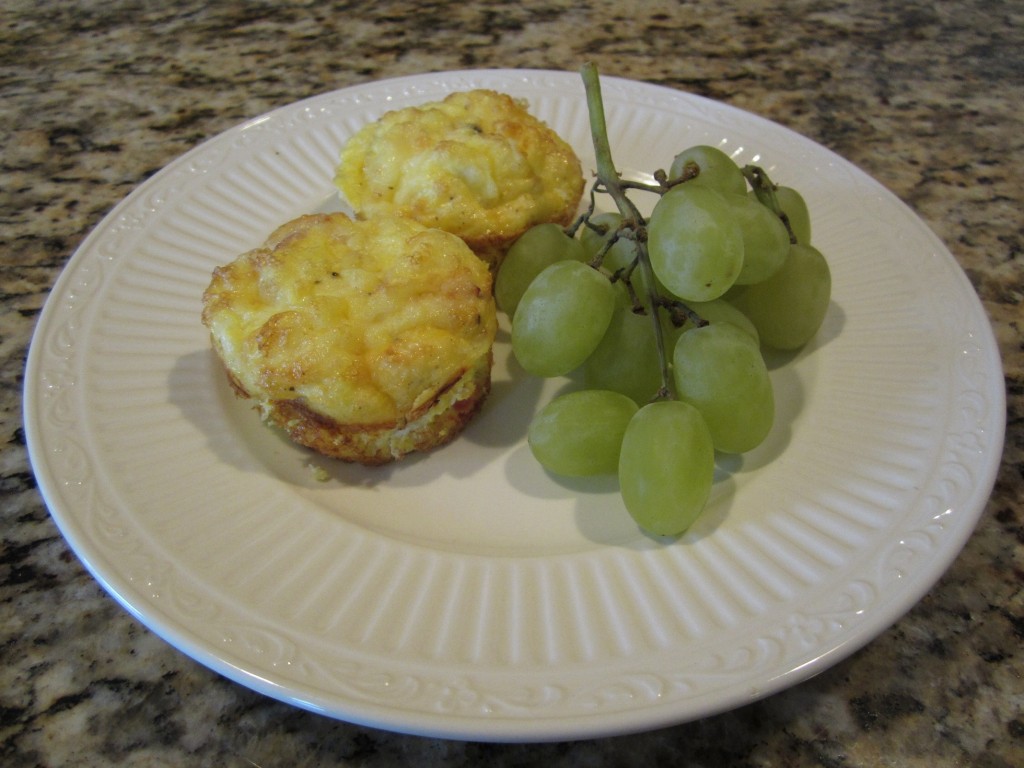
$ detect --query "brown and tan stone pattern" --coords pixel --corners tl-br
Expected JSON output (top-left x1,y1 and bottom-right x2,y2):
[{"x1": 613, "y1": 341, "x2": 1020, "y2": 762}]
[{"x1": 2, "y1": 1, "x2": 1021, "y2": 765}]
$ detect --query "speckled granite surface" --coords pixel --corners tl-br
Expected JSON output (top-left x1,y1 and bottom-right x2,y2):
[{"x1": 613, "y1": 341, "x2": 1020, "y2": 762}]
[{"x1": 2, "y1": 0, "x2": 1021, "y2": 765}]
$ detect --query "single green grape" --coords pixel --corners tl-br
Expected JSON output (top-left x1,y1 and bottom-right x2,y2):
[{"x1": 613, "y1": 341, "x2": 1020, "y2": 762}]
[
  {"x1": 748, "y1": 185, "x2": 812, "y2": 245},
  {"x1": 618, "y1": 400, "x2": 715, "y2": 537},
  {"x1": 725, "y1": 243, "x2": 832, "y2": 350},
  {"x1": 580, "y1": 210, "x2": 663, "y2": 309},
  {"x1": 672, "y1": 323, "x2": 775, "y2": 454},
  {"x1": 668, "y1": 145, "x2": 748, "y2": 196},
  {"x1": 495, "y1": 223, "x2": 586, "y2": 316},
  {"x1": 726, "y1": 192, "x2": 791, "y2": 285},
  {"x1": 776, "y1": 186, "x2": 812, "y2": 245},
  {"x1": 512, "y1": 260, "x2": 616, "y2": 377},
  {"x1": 580, "y1": 212, "x2": 633, "y2": 267},
  {"x1": 582, "y1": 301, "x2": 664, "y2": 404},
  {"x1": 648, "y1": 184, "x2": 744, "y2": 302},
  {"x1": 528, "y1": 390, "x2": 638, "y2": 476}
]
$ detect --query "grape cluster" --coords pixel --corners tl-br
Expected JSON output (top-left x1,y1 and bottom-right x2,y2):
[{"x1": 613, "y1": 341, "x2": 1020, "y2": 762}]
[{"x1": 498, "y1": 83, "x2": 831, "y2": 537}]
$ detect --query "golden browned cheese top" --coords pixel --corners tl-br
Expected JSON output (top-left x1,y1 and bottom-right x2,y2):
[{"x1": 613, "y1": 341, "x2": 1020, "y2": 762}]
[
  {"x1": 202, "y1": 213, "x2": 497, "y2": 426},
  {"x1": 335, "y1": 89, "x2": 584, "y2": 252}
]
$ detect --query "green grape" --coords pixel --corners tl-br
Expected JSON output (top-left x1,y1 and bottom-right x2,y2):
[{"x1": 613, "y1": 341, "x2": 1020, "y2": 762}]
[
  {"x1": 495, "y1": 223, "x2": 586, "y2": 316},
  {"x1": 668, "y1": 145, "x2": 748, "y2": 196},
  {"x1": 647, "y1": 185, "x2": 744, "y2": 302},
  {"x1": 618, "y1": 400, "x2": 715, "y2": 537},
  {"x1": 726, "y1": 192, "x2": 790, "y2": 285},
  {"x1": 776, "y1": 186, "x2": 812, "y2": 245},
  {"x1": 580, "y1": 211, "x2": 661, "y2": 309},
  {"x1": 528, "y1": 390, "x2": 638, "y2": 476},
  {"x1": 748, "y1": 185, "x2": 812, "y2": 245},
  {"x1": 580, "y1": 212, "x2": 632, "y2": 267},
  {"x1": 579, "y1": 211, "x2": 620, "y2": 257},
  {"x1": 672, "y1": 323, "x2": 775, "y2": 454},
  {"x1": 582, "y1": 301, "x2": 664, "y2": 404},
  {"x1": 725, "y1": 243, "x2": 831, "y2": 350},
  {"x1": 512, "y1": 260, "x2": 616, "y2": 377},
  {"x1": 665, "y1": 297, "x2": 760, "y2": 347}
]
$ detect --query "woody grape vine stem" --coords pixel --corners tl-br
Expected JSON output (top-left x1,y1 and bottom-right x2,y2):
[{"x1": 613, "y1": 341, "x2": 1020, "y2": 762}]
[{"x1": 580, "y1": 62, "x2": 674, "y2": 400}]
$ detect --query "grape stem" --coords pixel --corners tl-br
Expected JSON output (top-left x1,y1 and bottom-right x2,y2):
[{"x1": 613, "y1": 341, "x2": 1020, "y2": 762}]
[{"x1": 581, "y1": 62, "x2": 674, "y2": 400}]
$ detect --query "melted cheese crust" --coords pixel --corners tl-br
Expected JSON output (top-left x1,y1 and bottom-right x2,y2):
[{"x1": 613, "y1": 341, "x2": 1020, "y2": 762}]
[
  {"x1": 335, "y1": 89, "x2": 584, "y2": 264},
  {"x1": 202, "y1": 213, "x2": 497, "y2": 429}
]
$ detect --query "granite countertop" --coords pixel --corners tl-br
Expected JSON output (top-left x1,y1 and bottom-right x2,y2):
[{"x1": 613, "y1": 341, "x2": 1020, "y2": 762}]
[{"x1": 2, "y1": 0, "x2": 1021, "y2": 765}]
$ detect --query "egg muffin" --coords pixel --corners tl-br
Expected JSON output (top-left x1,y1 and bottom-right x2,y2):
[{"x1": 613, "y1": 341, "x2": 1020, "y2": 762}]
[
  {"x1": 335, "y1": 89, "x2": 584, "y2": 268},
  {"x1": 201, "y1": 212, "x2": 497, "y2": 465}
]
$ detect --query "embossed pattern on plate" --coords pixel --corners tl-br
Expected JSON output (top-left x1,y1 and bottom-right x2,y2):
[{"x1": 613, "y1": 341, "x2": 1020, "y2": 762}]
[{"x1": 24, "y1": 70, "x2": 1004, "y2": 741}]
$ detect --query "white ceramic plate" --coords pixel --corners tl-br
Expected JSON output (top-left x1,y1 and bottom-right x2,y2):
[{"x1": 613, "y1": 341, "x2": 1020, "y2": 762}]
[{"x1": 24, "y1": 70, "x2": 1005, "y2": 742}]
